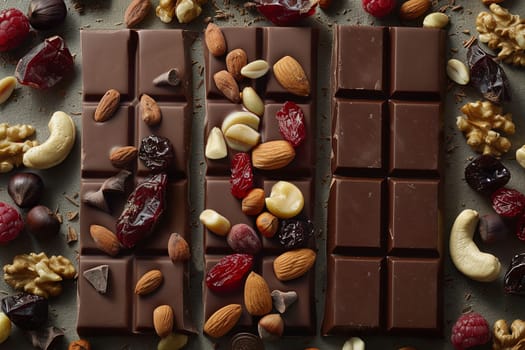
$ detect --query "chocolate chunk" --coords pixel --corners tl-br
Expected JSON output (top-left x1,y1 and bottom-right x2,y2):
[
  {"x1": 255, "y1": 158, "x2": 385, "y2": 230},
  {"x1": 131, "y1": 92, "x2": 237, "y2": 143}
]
[
  {"x1": 230, "y1": 332, "x2": 264, "y2": 350},
  {"x1": 82, "y1": 264, "x2": 109, "y2": 294},
  {"x1": 26, "y1": 326, "x2": 64, "y2": 350}
]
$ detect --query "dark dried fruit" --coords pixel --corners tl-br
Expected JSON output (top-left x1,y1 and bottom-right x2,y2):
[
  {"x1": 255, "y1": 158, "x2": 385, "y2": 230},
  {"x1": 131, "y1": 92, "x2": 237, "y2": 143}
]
[
  {"x1": 139, "y1": 135, "x2": 174, "y2": 173},
  {"x1": 275, "y1": 101, "x2": 306, "y2": 147},
  {"x1": 491, "y1": 188, "x2": 525, "y2": 219},
  {"x1": 464, "y1": 154, "x2": 510, "y2": 194},
  {"x1": 116, "y1": 173, "x2": 167, "y2": 248},
  {"x1": 516, "y1": 215, "x2": 525, "y2": 241},
  {"x1": 206, "y1": 254, "x2": 254, "y2": 293},
  {"x1": 504, "y1": 253, "x2": 525, "y2": 294},
  {"x1": 26, "y1": 205, "x2": 60, "y2": 237},
  {"x1": 255, "y1": 0, "x2": 318, "y2": 26},
  {"x1": 8, "y1": 172, "x2": 44, "y2": 208},
  {"x1": 27, "y1": 326, "x2": 64, "y2": 350},
  {"x1": 15, "y1": 35, "x2": 74, "y2": 89},
  {"x1": 28, "y1": 0, "x2": 67, "y2": 30},
  {"x1": 467, "y1": 41, "x2": 511, "y2": 104},
  {"x1": 278, "y1": 219, "x2": 313, "y2": 249},
  {"x1": 230, "y1": 152, "x2": 254, "y2": 199},
  {"x1": 478, "y1": 213, "x2": 507, "y2": 244},
  {"x1": 1, "y1": 293, "x2": 48, "y2": 330}
]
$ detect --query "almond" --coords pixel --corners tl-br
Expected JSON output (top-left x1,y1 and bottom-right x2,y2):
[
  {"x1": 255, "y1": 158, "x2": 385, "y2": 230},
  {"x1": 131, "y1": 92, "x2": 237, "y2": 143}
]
[
  {"x1": 94, "y1": 89, "x2": 120, "y2": 122},
  {"x1": 153, "y1": 305, "x2": 174, "y2": 338},
  {"x1": 109, "y1": 146, "x2": 138, "y2": 167},
  {"x1": 252, "y1": 140, "x2": 295, "y2": 170},
  {"x1": 319, "y1": 0, "x2": 332, "y2": 9},
  {"x1": 134, "y1": 269, "x2": 163, "y2": 295},
  {"x1": 89, "y1": 224, "x2": 121, "y2": 256},
  {"x1": 226, "y1": 48, "x2": 248, "y2": 81},
  {"x1": 205, "y1": 23, "x2": 227, "y2": 57},
  {"x1": 399, "y1": 0, "x2": 431, "y2": 20},
  {"x1": 273, "y1": 56, "x2": 310, "y2": 97},
  {"x1": 140, "y1": 94, "x2": 162, "y2": 126},
  {"x1": 124, "y1": 0, "x2": 152, "y2": 28},
  {"x1": 242, "y1": 188, "x2": 265, "y2": 216},
  {"x1": 168, "y1": 232, "x2": 190, "y2": 262},
  {"x1": 244, "y1": 272, "x2": 272, "y2": 316},
  {"x1": 204, "y1": 304, "x2": 242, "y2": 338},
  {"x1": 273, "y1": 248, "x2": 316, "y2": 281},
  {"x1": 213, "y1": 70, "x2": 240, "y2": 103}
]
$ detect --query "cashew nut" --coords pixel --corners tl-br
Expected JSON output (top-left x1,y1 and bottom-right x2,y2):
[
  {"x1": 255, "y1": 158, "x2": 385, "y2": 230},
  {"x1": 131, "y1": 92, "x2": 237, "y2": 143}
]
[
  {"x1": 22, "y1": 111, "x2": 76, "y2": 169},
  {"x1": 449, "y1": 209, "x2": 501, "y2": 282}
]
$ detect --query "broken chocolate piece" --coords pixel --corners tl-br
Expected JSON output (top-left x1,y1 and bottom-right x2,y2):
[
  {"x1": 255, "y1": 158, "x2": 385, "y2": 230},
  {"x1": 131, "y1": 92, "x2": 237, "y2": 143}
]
[
  {"x1": 271, "y1": 290, "x2": 298, "y2": 313},
  {"x1": 504, "y1": 253, "x2": 525, "y2": 295},
  {"x1": 82, "y1": 170, "x2": 131, "y2": 213},
  {"x1": 153, "y1": 68, "x2": 181, "y2": 87},
  {"x1": 82, "y1": 264, "x2": 109, "y2": 294},
  {"x1": 26, "y1": 326, "x2": 64, "y2": 350}
]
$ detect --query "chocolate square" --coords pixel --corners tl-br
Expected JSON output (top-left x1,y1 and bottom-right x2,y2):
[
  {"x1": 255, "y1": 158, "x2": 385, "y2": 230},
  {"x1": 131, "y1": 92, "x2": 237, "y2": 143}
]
[
  {"x1": 323, "y1": 255, "x2": 383, "y2": 334},
  {"x1": 388, "y1": 178, "x2": 440, "y2": 254},
  {"x1": 328, "y1": 177, "x2": 384, "y2": 254},
  {"x1": 332, "y1": 99, "x2": 385, "y2": 175},
  {"x1": 387, "y1": 257, "x2": 441, "y2": 333}
]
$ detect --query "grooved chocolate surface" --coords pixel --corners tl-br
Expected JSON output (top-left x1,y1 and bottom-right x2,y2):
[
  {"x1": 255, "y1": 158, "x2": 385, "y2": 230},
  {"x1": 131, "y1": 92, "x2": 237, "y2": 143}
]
[
  {"x1": 78, "y1": 29, "x2": 194, "y2": 336},
  {"x1": 324, "y1": 25, "x2": 444, "y2": 336}
]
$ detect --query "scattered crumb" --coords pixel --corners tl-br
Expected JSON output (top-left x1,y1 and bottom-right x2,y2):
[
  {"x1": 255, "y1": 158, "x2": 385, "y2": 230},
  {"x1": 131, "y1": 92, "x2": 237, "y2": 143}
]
[
  {"x1": 67, "y1": 211, "x2": 79, "y2": 221},
  {"x1": 67, "y1": 226, "x2": 78, "y2": 244}
]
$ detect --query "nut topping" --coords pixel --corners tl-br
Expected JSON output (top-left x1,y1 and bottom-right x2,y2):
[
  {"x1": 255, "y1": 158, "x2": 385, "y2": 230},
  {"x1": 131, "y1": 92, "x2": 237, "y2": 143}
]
[
  {"x1": 94, "y1": 89, "x2": 120, "y2": 122},
  {"x1": 272, "y1": 56, "x2": 310, "y2": 96},
  {"x1": 205, "y1": 23, "x2": 227, "y2": 57}
]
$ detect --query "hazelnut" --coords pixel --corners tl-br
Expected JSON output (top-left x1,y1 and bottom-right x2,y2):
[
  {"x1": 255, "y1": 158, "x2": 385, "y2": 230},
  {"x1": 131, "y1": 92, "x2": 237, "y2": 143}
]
[
  {"x1": 68, "y1": 339, "x2": 91, "y2": 350},
  {"x1": 258, "y1": 313, "x2": 284, "y2": 340},
  {"x1": 242, "y1": 188, "x2": 265, "y2": 216},
  {"x1": 256, "y1": 212, "x2": 279, "y2": 238}
]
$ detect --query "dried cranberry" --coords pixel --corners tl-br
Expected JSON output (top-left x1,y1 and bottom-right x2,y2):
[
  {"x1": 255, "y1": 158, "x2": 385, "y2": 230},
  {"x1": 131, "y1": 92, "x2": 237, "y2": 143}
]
[
  {"x1": 255, "y1": 0, "x2": 317, "y2": 26},
  {"x1": 362, "y1": 0, "x2": 396, "y2": 18},
  {"x1": 467, "y1": 42, "x2": 511, "y2": 104},
  {"x1": 278, "y1": 219, "x2": 313, "y2": 249},
  {"x1": 230, "y1": 152, "x2": 253, "y2": 199},
  {"x1": 464, "y1": 154, "x2": 510, "y2": 194},
  {"x1": 1, "y1": 293, "x2": 48, "y2": 330},
  {"x1": 139, "y1": 135, "x2": 174, "y2": 173},
  {"x1": 491, "y1": 188, "x2": 525, "y2": 218},
  {"x1": 116, "y1": 173, "x2": 167, "y2": 248},
  {"x1": 206, "y1": 254, "x2": 254, "y2": 293},
  {"x1": 504, "y1": 253, "x2": 525, "y2": 294},
  {"x1": 15, "y1": 35, "x2": 74, "y2": 89},
  {"x1": 276, "y1": 101, "x2": 306, "y2": 147}
]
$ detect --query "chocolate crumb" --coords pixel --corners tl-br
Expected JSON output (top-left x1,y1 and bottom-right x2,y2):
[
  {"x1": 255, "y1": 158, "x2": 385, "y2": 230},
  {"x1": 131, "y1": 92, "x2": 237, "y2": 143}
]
[{"x1": 67, "y1": 225, "x2": 78, "y2": 243}]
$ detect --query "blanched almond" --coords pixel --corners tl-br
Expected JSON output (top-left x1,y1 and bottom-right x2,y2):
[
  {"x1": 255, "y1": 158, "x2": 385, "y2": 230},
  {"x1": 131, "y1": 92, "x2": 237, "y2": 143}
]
[
  {"x1": 241, "y1": 87, "x2": 264, "y2": 116},
  {"x1": 221, "y1": 111, "x2": 260, "y2": 134},
  {"x1": 205, "y1": 127, "x2": 227, "y2": 160},
  {"x1": 241, "y1": 59, "x2": 270, "y2": 79},
  {"x1": 224, "y1": 124, "x2": 261, "y2": 152}
]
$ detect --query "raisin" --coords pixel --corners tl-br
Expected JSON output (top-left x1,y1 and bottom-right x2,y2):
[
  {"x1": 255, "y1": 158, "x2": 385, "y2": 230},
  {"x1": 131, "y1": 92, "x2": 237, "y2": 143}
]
[
  {"x1": 276, "y1": 101, "x2": 306, "y2": 147},
  {"x1": 206, "y1": 254, "x2": 254, "y2": 293},
  {"x1": 254, "y1": 0, "x2": 317, "y2": 26},
  {"x1": 1, "y1": 293, "x2": 48, "y2": 330},
  {"x1": 116, "y1": 173, "x2": 167, "y2": 248},
  {"x1": 504, "y1": 253, "x2": 525, "y2": 294},
  {"x1": 464, "y1": 154, "x2": 510, "y2": 194},
  {"x1": 230, "y1": 152, "x2": 253, "y2": 199},
  {"x1": 491, "y1": 188, "x2": 525, "y2": 219},
  {"x1": 467, "y1": 42, "x2": 511, "y2": 104},
  {"x1": 139, "y1": 135, "x2": 174, "y2": 173},
  {"x1": 15, "y1": 35, "x2": 74, "y2": 89},
  {"x1": 278, "y1": 218, "x2": 313, "y2": 249}
]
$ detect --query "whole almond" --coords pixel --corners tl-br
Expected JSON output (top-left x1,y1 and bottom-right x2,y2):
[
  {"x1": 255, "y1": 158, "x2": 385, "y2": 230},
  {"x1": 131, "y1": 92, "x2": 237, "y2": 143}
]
[
  {"x1": 244, "y1": 272, "x2": 273, "y2": 316},
  {"x1": 242, "y1": 188, "x2": 265, "y2": 216},
  {"x1": 140, "y1": 94, "x2": 162, "y2": 126},
  {"x1": 109, "y1": 146, "x2": 138, "y2": 167},
  {"x1": 399, "y1": 0, "x2": 431, "y2": 20},
  {"x1": 273, "y1": 56, "x2": 310, "y2": 97},
  {"x1": 135, "y1": 269, "x2": 163, "y2": 295},
  {"x1": 204, "y1": 304, "x2": 242, "y2": 338},
  {"x1": 226, "y1": 48, "x2": 248, "y2": 81},
  {"x1": 153, "y1": 305, "x2": 174, "y2": 338},
  {"x1": 168, "y1": 232, "x2": 190, "y2": 262},
  {"x1": 252, "y1": 140, "x2": 296, "y2": 170},
  {"x1": 205, "y1": 23, "x2": 227, "y2": 57},
  {"x1": 213, "y1": 70, "x2": 240, "y2": 103},
  {"x1": 89, "y1": 224, "x2": 121, "y2": 256},
  {"x1": 273, "y1": 248, "x2": 316, "y2": 281},
  {"x1": 124, "y1": 0, "x2": 151, "y2": 28},
  {"x1": 94, "y1": 89, "x2": 120, "y2": 122}
]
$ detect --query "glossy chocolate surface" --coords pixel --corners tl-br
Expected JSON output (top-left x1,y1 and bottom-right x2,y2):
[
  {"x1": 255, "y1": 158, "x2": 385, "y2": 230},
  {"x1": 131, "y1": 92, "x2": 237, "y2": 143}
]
[
  {"x1": 79, "y1": 29, "x2": 193, "y2": 336},
  {"x1": 325, "y1": 25, "x2": 444, "y2": 336}
]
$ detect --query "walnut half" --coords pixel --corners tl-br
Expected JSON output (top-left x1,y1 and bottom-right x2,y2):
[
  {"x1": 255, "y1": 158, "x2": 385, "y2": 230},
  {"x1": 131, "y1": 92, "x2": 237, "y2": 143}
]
[
  {"x1": 3, "y1": 252, "x2": 76, "y2": 298},
  {"x1": 456, "y1": 100, "x2": 515, "y2": 157},
  {"x1": 493, "y1": 319, "x2": 525, "y2": 350}
]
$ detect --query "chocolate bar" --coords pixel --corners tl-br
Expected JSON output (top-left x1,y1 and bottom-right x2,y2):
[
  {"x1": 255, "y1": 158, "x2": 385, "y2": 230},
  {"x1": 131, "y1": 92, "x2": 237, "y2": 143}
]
[
  {"x1": 323, "y1": 25, "x2": 444, "y2": 336},
  {"x1": 202, "y1": 26, "x2": 317, "y2": 336},
  {"x1": 78, "y1": 29, "x2": 194, "y2": 335}
]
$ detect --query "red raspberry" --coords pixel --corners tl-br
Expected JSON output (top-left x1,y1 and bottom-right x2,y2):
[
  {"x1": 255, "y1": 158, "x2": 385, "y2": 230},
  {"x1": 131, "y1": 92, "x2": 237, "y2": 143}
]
[
  {"x1": 451, "y1": 312, "x2": 491, "y2": 350},
  {"x1": 0, "y1": 202, "x2": 24, "y2": 244},
  {"x1": 0, "y1": 8, "x2": 30, "y2": 52},
  {"x1": 362, "y1": 0, "x2": 396, "y2": 18}
]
